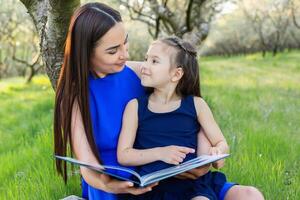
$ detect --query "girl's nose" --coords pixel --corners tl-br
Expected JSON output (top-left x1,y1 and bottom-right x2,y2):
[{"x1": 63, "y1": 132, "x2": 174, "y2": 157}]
[{"x1": 141, "y1": 62, "x2": 148, "y2": 74}]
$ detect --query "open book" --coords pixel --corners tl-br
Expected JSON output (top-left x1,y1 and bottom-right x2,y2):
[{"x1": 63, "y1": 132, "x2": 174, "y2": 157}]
[{"x1": 55, "y1": 154, "x2": 229, "y2": 187}]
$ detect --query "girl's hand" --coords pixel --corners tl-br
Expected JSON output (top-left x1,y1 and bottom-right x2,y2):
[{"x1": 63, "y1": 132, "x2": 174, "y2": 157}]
[
  {"x1": 102, "y1": 174, "x2": 158, "y2": 195},
  {"x1": 210, "y1": 147, "x2": 225, "y2": 169},
  {"x1": 157, "y1": 145, "x2": 195, "y2": 165}
]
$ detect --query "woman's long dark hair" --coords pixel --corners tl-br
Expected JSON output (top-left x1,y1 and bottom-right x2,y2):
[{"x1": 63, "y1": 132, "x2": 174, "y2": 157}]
[
  {"x1": 160, "y1": 37, "x2": 201, "y2": 97},
  {"x1": 54, "y1": 2, "x2": 122, "y2": 183}
]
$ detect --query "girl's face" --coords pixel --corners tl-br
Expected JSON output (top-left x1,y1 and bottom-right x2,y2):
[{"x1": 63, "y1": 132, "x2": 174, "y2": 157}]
[
  {"x1": 91, "y1": 22, "x2": 129, "y2": 77},
  {"x1": 141, "y1": 42, "x2": 177, "y2": 88}
]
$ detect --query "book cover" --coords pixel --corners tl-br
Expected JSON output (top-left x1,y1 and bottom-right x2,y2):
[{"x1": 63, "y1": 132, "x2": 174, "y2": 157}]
[{"x1": 55, "y1": 154, "x2": 230, "y2": 187}]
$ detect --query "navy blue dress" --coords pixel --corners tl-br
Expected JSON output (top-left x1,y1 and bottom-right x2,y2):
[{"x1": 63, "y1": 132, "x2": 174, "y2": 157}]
[{"x1": 128, "y1": 95, "x2": 227, "y2": 200}]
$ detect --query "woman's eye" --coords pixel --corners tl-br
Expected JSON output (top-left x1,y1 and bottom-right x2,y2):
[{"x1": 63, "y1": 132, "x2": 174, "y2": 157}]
[
  {"x1": 108, "y1": 50, "x2": 117, "y2": 55},
  {"x1": 144, "y1": 57, "x2": 148, "y2": 61}
]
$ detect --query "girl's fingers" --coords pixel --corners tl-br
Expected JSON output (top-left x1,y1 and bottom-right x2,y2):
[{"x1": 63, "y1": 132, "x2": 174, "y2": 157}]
[
  {"x1": 211, "y1": 148, "x2": 216, "y2": 155},
  {"x1": 170, "y1": 157, "x2": 180, "y2": 165},
  {"x1": 176, "y1": 152, "x2": 186, "y2": 159},
  {"x1": 175, "y1": 157, "x2": 184, "y2": 163},
  {"x1": 178, "y1": 147, "x2": 195, "y2": 154},
  {"x1": 172, "y1": 154, "x2": 185, "y2": 164}
]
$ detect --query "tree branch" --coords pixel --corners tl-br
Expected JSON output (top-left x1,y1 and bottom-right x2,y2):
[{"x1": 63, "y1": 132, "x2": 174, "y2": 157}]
[
  {"x1": 291, "y1": 0, "x2": 300, "y2": 29},
  {"x1": 186, "y1": 0, "x2": 194, "y2": 32}
]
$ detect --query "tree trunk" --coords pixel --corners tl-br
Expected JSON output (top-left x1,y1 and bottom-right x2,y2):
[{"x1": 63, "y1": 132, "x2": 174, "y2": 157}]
[
  {"x1": 272, "y1": 47, "x2": 278, "y2": 57},
  {"x1": 19, "y1": 0, "x2": 80, "y2": 89},
  {"x1": 26, "y1": 65, "x2": 35, "y2": 83},
  {"x1": 262, "y1": 50, "x2": 266, "y2": 57}
]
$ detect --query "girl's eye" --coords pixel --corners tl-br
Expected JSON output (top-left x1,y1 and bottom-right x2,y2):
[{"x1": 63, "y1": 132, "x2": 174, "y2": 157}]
[
  {"x1": 152, "y1": 59, "x2": 158, "y2": 64},
  {"x1": 144, "y1": 57, "x2": 148, "y2": 61}
]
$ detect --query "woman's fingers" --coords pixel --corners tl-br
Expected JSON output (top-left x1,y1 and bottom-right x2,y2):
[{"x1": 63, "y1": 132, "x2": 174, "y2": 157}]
[
  {"x1": 126, "y1": 182, "x2": 159, "y2": 195},
  {"x1": 188, "y1": 165, "x2": 211, "y2": 177},
  {"x1": 116, "y1": 181, "x2": 134, "y2": 190},
  {"x1": 127, "y1": 186, "x2": 152, "y2": 195},
  {"x1": 213, "y1": 159, "x2": 225, "y2": 169},
  {"x1": 175, "y1": 172, "x2": 198, "y2": 180}
]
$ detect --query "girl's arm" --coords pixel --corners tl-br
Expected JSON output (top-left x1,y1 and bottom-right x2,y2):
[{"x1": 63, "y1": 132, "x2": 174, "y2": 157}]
[
  {"x1": 126, "y1": 61, "x2": 142, "y2": 78},
  {"x1": 194, "y1": 97, "x2": 229, "y2": 154},
  {"x1": 71, "y1": 100, "x2": 154, "y2": 194},
  {"x1": 117, "y1": 99, "x2": 194, "y2": 166}
]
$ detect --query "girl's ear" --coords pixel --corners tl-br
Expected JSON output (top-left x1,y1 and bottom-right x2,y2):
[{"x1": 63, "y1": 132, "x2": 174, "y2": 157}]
[{"x1": 171, "y1": 67, "x2": 184, "y2": 82}]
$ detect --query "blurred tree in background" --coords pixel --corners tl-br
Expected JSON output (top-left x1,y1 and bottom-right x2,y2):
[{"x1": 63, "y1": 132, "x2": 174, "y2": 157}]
[
  {"x1": 200, "y1": 0, "x2": 300, "y2": 56},
  {"x1": 0, "y1": 0, "x2": 299, "y2": 85},
  {"x1": 291, "y1": 0, "x2": 300, "y2": 29},
  {"x1": 119, "y1": 0, "x2": 228, "y2": 45},
  {"x1": 0, "y1": 0, "x2": 42, "y2": 82}
]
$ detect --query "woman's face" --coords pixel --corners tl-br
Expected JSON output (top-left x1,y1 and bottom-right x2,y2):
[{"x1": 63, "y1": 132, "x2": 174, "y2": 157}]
[{"x1": 91, "y1": 22, "x2": 129, "y2": 78}]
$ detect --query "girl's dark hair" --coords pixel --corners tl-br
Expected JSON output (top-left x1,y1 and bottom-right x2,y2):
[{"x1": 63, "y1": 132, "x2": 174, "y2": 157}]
[
  {"x1": 54, "y1": 2, "x2": 122, "y2": 183},
  {"x1": 160, "y1": 36, "x2": 201, "y2": 97}
]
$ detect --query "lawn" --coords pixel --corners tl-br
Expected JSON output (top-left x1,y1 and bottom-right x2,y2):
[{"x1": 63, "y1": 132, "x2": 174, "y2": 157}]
[{"x1": 0, "y1": 51, "x2": 299, "y2": 199}]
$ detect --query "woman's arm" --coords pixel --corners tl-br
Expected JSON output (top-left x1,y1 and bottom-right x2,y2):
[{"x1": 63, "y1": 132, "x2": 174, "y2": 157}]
[
  {"x1": 71, "y1": 100, "x2": 155, "y2": 194},
  {"x1": 175, "y1": 129, "x2": 212, "y2": 180},
  {"x1": 194, "y1": 97, "x2": 229, "y2": 154},
  {"x1": 126, "y1": 61, "x2": 142, "y2": 78},
  {"x1": 197, "y1": 128, "x2": 213, "y2": 155},
  {"x1": 117, "y1": 99, "x2": 195, "y2": 166}
]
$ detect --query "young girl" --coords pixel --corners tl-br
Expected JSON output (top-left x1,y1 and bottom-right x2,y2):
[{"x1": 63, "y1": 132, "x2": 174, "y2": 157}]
[{"x1": 117, "y1": 37, "x2": 232, "y2": 200}]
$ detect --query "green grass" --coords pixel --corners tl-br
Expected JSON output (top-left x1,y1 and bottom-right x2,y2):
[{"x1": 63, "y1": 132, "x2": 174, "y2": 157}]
[
  {"x1": 0, "y1": 50, "x2": 299, "y2": 199},
  {"x1": 201, "y1": 50, "x2": 300, "y2": 199},
  {"x1": 0, "y1": 77, "x2": 80, "y2": 199}
]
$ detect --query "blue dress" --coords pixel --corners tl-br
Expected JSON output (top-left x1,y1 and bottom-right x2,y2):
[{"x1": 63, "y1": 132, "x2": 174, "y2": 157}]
[
  {"x1": 82, "y1": 66, "x2": 145, "y2": 200},
  {"x1": 126, "y1": 95, "x2": 228, "y2": 200}
]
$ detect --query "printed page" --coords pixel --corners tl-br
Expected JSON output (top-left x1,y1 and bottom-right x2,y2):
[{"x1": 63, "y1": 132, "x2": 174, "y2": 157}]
[{"x1": 141, "y1": 154, "x2": 230, "y2": 186}]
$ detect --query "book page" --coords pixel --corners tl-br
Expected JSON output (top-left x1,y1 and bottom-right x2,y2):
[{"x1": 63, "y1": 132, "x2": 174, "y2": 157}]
[{"x1": 141, "y1": 154, "x2": 230, "y2": 186}]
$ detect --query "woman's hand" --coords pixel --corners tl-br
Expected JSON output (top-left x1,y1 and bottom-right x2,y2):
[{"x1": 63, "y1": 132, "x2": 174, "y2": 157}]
[
  {"x1": 157, "y1": 145, "x2": 195, "y2": 165},
  {"x1": 210, "y1": 147, "x2": 225, "y2": 169},
  {"x1": 102, "y1": 174, "x2": 158, "y2": 195},
  {"x1": 175, "y1": 164, "x2": 211, "y2": 180}
]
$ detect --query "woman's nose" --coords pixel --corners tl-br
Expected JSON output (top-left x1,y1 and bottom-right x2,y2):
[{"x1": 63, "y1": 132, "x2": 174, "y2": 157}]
[{"x1": 119, "y1": 45, "x2": 129, "y2": 60}]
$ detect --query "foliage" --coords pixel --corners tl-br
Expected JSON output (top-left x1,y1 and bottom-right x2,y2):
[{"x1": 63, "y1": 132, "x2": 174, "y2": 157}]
[
  {"x1": 200, "y1": 0, "x2": 300, "y2": 56},
  {"x1": 0, "y1": 0, "x2": 41, "y2": 80},
  {"x1": 0, "y1": 51, "x2": 300, "y2": 199},
  {"x1": 119, "y1": 0, "x2": 227, "y2": 45}
]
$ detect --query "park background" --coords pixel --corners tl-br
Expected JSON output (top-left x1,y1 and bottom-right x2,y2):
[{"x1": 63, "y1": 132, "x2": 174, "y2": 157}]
[{"x1": 0, "y1": 0, "x2": 299, "y2": 199}]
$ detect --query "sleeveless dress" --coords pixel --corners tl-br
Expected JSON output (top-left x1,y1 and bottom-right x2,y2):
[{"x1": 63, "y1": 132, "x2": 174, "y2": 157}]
[
  {"x1": 126, "y1": 95, "x2": 228, "y2": 200},
  {"x1": 82, "y1": 66, "x2": 145, "y2": 200}
]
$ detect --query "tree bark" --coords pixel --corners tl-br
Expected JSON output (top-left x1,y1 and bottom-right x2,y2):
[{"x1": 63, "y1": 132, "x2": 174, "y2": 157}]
[{"x1": 19, "y1": 0, "x2": 80, "y2": 89}]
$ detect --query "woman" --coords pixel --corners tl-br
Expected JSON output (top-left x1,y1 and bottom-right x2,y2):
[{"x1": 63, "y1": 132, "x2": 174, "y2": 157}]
[{"x1": 54, "y1": 2, "x2": 264, "y2": 200}]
